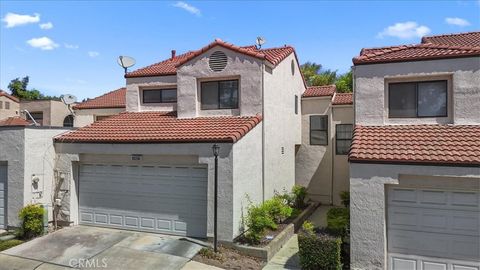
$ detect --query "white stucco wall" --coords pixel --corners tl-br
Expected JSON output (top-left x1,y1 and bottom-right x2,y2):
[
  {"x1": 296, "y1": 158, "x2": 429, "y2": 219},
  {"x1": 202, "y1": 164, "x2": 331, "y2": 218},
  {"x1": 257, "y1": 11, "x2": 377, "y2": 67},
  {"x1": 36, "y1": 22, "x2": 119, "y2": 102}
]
[
  {"x1": 176, "y1": 46, "x2": 263, "y2": 118},
  {"x1": 349, "y1": 162, "x2": 480, "y2": 270},
  {"x1": 263, "y1": 53, "x2": 305, "y2": 199},
  {"x1": 0, "y1": 96, "x2": 19, "y2": 120},
  {"x1": 232, "y1": 123, "x2": 263, "y2": 237},
  {"x1": 126, "y1": 75, "x2": 177, "y2": 112},
  {"x1": 73, "y1": 108, "x2": 125, "y2": 127},
  {"x1": 55, "y1": 142, "x2": 237, "y2": 241},
  {"x1": 0, "y1": 128, "x2": 25, "y2": 227},
  {"x1": 354, "y1": 57, "x2": 480, "y2": 126}
]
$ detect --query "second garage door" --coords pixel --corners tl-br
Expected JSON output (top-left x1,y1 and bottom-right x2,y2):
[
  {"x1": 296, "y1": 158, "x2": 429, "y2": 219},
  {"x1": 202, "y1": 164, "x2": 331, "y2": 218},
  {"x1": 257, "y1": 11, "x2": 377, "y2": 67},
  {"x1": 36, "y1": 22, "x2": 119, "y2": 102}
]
[
  {"x1": 79, "y1": 163, "x2": 208, "y2": 238},
  {"x1": 387, "y1": 186, "x2": 480, "y2": 270}
]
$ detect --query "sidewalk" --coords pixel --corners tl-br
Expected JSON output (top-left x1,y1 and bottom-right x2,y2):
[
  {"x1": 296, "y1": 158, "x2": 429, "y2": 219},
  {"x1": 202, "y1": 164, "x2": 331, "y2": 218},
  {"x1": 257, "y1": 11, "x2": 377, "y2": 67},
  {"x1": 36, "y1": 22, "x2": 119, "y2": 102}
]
[
  {"x1": 262, "y1": 234, "x2": 300, "y2": 270},
  {"x1": 182, "y1": 261, "x2": 224, "y2": 270}
]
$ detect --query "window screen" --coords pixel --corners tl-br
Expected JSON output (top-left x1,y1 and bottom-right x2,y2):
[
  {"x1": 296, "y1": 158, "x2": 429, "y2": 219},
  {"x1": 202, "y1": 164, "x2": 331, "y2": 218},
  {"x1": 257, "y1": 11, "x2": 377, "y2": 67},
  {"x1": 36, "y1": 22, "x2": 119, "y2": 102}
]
[
  {"x1": 5, "y1": 102, "x2": 10, "y2": 110},
  {"x1": 143, "y1": 89, "x2": 177, "y2": 103},
  {"x1": 336, "y1": 124, "x2": 353, "y2": 155},
  {"x1": 389, "y1": 80, "x2": 447, "y2": 118},
  {"x1": 201, "y1": 80, "x2": 239, "y2": 110},
  {"x1": 310, "y1": 115, "x2": 328, "y2": 145},
  {"x1": 30, "y1": 112, "x2": 43, "y2": 126}
]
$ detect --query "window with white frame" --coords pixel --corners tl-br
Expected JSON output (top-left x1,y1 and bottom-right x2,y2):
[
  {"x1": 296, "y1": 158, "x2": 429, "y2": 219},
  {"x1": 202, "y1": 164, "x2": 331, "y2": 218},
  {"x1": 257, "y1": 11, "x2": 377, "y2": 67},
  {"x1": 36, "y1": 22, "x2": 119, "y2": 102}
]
[
  {"x1": 388, "y1": 80, "x2": 447, "y2": 118},
  {"x1": 336, "y1": 124, "x2": 353, "y2": 155},
  {"x1": 142, "y1": 89, "x2": 177, "y2": 103},
  {"x1": 201, "y1": 79, "x2": 238, "y2": 110},
  {"x1": 310, "y1": 115, "x2": 328, "y2": 145}
]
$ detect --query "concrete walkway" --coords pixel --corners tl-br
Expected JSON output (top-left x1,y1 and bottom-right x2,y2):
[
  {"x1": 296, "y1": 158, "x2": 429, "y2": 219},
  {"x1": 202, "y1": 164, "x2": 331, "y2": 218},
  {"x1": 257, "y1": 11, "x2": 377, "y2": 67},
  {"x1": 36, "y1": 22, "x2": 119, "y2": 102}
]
[
  {"x1": 181, "y1": 260, "x2": 224, "y2": 270},
  {"x1": 308, "y1": 205, "x2": 335, "y2": 228},
  {"x1": 0, "y1": 226, "x2": 203, "y2": 270},
  {"x1": 262, "y1": 234, "x2": 300, "y2": 270}
]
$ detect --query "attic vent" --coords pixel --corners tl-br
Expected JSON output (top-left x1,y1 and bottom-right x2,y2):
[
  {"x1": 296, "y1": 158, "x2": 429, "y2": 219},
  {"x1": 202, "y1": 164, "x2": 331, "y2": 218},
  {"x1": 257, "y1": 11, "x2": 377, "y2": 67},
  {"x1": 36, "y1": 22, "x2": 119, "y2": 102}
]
[{"x1": 209, "y1": 51, "x2": 227, "y2": 72}]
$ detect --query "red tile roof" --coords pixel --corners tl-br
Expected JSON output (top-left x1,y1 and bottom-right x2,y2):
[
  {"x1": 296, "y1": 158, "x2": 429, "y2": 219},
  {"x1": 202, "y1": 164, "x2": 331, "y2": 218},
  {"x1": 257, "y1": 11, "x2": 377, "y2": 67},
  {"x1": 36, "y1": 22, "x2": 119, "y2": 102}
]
[
  {"x1": 125, "y1": 39, "x2": 296, "y2": 78},
  {"x1": 353, "y1": 32, "x2": 480, "y2": 65},
  {"x1": 73, "y1": 88, "x2": 126, "y2": 110},
  {"x1": 0, "y1": 116, "x2": 30, "y2": 126},
  {"x1": 0, "y1": 90, "x2": 19, "y2": 103},
  {"x1": 55, "y1": 111, "x2": 262, "y2": 144},
  {"x1": 302, "y1": 85, "x2": 336, "y2": 98},
  {"x1": 421, "y1": 31, "x2": 480, "y2": 47},
  {"x1": 349, "y1": 125, "x2": 480, "y2": 166},
  {"x1": 332, "y1": 93, "x2": 353, "y2": 105}
]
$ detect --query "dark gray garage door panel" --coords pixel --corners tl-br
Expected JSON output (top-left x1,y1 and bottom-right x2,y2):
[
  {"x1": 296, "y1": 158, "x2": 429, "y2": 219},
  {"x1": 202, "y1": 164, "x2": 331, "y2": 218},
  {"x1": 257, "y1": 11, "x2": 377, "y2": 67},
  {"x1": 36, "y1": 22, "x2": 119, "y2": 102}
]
[
  {"x1": 0, "y1": 164, "x2": 6, "y2": 229},
  {"x1": 79, "y1": 164, "x2": 208, "y2": 238}
]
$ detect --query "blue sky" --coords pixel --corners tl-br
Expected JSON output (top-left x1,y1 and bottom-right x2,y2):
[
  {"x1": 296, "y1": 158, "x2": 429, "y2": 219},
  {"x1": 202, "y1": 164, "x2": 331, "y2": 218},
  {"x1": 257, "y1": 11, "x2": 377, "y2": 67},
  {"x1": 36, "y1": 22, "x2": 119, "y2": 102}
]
[{"x1": 1, "y1": 1, "x2": 479, "y2": 100}]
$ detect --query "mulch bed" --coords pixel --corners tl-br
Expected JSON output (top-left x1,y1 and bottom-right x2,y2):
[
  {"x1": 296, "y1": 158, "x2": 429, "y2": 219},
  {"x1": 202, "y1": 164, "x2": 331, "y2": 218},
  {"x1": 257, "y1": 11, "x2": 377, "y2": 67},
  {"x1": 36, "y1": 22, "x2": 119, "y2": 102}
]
[{"x1": 193, "y1": 245, "x2": 266, "y2": 270}]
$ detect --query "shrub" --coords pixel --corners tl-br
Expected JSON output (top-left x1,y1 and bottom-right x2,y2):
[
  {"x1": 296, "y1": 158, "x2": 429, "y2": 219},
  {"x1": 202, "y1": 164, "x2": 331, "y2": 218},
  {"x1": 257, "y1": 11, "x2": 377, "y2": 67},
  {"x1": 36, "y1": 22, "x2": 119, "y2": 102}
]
[
  {"x1": 263, "y1": 196, "x2": 293, "y2": 223},
  {"x1": 292, "y1": 185, "x2": 307, "y2": 209},
  {"x1": 340, "y1": 191, "x2": 350, "y2": 208},
  {"x1": 17, "y1": 204, "x2": 44, "y2": 239},
  {"x1": 301, "y1": 220, "x2": 315, "y2": 235},
  {"x1": 198, "y1": 247, "x2": 223, "y2": 261},
  {"x1": 244, "y1": 203, "x2": 276, "y2": 244},
  {"x1": 298, "y1": 232, "x2": 342, "y2": 270},
  {"x1": 0, "y1": 239, "x2": 24, "y2": 252},
  {"x1": 326, "y1": 207, "x2": 350, "y2": 237}
]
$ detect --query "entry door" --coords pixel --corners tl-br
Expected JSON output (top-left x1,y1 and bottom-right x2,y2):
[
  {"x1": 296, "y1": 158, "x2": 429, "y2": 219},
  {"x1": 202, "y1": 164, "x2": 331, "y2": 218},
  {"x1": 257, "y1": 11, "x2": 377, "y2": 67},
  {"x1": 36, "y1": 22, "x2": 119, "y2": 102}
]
[
  {"x1": 79, "y1": 163, "x2": 208, "y2": 238},
  {"x1": 387, "y1": 186, "x2": 480, "y2": 270},
  {"x1": 0, "y1": 164, "x2": 6, "y2": 229}
]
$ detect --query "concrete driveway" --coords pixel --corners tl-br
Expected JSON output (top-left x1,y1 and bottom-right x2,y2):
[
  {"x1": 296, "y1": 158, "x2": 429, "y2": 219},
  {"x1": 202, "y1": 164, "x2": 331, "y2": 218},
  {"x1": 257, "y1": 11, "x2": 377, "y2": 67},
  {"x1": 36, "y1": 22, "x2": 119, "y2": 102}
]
[{"x1": 0, "y1": 226, "x2": 204, "y2": 270}]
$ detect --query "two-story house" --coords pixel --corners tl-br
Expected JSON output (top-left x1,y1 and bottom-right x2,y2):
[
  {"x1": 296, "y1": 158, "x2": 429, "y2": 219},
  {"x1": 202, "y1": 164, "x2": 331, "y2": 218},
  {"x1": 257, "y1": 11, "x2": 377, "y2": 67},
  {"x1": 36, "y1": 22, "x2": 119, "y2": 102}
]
[
  {"x1": 0, "y1": 90, "x2": 20, "y2": 120},
  {"x1": 20, "y1": 99, "x2": 73, "y2": 127},
  {"x1": 54, "y1": 39, "x2": 305, "y2": 241},
  {"x1": 349, "y1": 32, "x2": 480, "y2": 270}
]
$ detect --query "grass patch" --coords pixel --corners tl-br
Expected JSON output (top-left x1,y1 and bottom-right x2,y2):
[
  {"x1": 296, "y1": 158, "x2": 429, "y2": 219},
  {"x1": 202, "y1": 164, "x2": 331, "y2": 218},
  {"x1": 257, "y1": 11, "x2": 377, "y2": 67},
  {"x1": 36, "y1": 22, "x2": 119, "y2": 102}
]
[{"x1": 0, "y1": 239, "x2": 24, "y2": 251}]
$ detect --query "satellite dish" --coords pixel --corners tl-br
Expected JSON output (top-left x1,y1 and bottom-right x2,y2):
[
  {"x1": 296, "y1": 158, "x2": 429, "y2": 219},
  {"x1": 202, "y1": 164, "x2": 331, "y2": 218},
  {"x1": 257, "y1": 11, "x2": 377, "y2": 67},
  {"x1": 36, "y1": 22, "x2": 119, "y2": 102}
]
[
  {"x1": 256, "y1": 37, "x2": 266, "y2": 48},
  {"x1": 117, "y1": 55, "x2": 136, "y2": 73},
  {"x1": 61, "y1": 94, "x2": 77, "y2": 105}
]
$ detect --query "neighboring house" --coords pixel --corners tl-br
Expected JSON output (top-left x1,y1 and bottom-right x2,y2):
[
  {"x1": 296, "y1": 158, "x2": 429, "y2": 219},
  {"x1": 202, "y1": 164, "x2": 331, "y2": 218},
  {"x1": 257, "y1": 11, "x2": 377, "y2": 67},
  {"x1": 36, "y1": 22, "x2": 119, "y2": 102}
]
[
  {"x1": 349, "y1": 32, "x2": 480, "y2": 270},
  {"x1": 73, "y1": 87, "x2": 126, "y2": 127},
  {"x1": 20, "y1": 99, "x2": 73, "y2": 127},
  {"x1": 54, "y1": 39, "x2": 305, "y2": 241},
  {"x1": 296, "y1": 85, "x2": 354, "y2": 205},
  {"x1": 0, "y1": 90, "x2": 20, "y2": 120}
]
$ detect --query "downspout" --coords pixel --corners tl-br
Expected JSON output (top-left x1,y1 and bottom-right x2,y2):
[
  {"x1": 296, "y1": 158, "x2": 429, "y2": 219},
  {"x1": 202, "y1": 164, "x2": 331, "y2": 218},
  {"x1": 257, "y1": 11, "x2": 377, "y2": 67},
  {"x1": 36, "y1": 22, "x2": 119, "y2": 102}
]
[
  {"x1": 261, "y1": 63, "x2": 265, "y2": 203},
  {"x1": 330, "y1": 95, "x2": 335, "y2": 205}
]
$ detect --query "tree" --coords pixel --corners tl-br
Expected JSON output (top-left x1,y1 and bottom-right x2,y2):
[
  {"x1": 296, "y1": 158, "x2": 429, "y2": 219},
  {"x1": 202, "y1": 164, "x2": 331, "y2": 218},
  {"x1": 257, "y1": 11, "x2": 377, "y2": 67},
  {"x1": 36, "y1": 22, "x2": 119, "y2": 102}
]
[
  {"x1": 7, "y1": 76, "x2": 58, "y2": 100},
  {"x1": 300, "y1": 62, "x2": 352, "y2": 93},
  {"x1": 335, "y1": 70, "x2": 353, "y2": 93}
]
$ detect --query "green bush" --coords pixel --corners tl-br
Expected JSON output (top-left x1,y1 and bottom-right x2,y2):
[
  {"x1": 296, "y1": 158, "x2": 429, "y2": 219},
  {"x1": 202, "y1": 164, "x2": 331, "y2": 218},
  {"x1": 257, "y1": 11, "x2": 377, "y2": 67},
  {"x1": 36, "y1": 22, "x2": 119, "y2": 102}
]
[
  {"x1": 0, "y1": 239, "x2": 24, "y2": 251},
  {"x1": 263, "y1": 196, "x2": 293, "y2": 223},
  {"x1": 301, "y1": 220, "x2": 315, "y2": 235},
  {"x1": 327, "y1": 207, "x2": 350, "y2": 237},
  {"x1": 340, "y1": 191, "x2": 350, "y2": 208},
  {"x1": 17, "y1": 204, "x2": 44, "y2": 239},
  {"x1": 298, "y1": 232, "x2": 342, "y2": 270},
  {"x1": 244, "y1": 203, "x2": 276, "y2": 244},
  {"x1": 292, "y1": 185, "x2": 307, "y2": 208}
]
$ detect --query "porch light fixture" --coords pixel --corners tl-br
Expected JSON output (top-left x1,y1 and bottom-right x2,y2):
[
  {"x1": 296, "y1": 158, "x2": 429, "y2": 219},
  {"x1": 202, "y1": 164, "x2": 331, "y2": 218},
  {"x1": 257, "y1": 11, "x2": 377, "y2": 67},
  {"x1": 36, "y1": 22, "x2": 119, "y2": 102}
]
[{"x1": 212, "y1": 143, "x2": 220, "y2": 252}]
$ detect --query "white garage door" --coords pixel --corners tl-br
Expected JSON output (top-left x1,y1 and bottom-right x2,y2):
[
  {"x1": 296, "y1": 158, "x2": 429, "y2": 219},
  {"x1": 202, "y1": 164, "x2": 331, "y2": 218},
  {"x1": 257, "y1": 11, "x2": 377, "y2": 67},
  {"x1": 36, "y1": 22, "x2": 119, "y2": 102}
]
[
  {"x1": 79, "y1": 163, "x2": 208, "y2": 238},
  {"x1": 387, "y1": 186, "x2": 480, "y2": 270},
  {"x1": 0, "y1": 164, "x2": 6, "y2": 229}
]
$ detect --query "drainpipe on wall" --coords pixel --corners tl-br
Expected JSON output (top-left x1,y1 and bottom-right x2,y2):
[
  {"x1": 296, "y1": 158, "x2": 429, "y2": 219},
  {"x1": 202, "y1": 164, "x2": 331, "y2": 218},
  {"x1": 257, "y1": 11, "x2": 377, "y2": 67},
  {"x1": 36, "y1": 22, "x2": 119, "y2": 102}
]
[
  {"x1": 330, "y1": 102, "x2": 335, "y2": 205},
  {"x1": 261, "y1": 63, "x2": 265, "y2": 203}
]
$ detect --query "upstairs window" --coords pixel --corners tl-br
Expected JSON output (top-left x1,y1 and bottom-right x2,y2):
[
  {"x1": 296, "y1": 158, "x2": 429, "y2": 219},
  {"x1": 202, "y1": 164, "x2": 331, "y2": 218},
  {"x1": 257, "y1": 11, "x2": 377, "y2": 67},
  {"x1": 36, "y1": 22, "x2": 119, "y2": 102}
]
[
  {"x1": 389, "y1": 80, "x2": 447, "y2": 118},
  {"x1": 336, "y1": 124, "x2": 353, "y2": 155},
  {"x1": 0, "y1": 101, "x2": 3, "y2": 109},
  {"x1": 201, "y1": 80, "x2": 239, "y2": 110},
  {"x1": 29, "y1": 112, "x2": 43, "y2": 126},
  {"x1": 310, "y1": 115, "x2": 328, "y2": 145},
  {"x1": 143, "y1": 89, "x2": 177, "y2": 103},
  {"x1": 63, "y1": 115, "x2": 74, "y2": 127},
  {"x1": 295, "y1": 95, "x2": 298, "y2": 115},
  {"x1": 5, "y1": 101, "x2": 10, "y2": 110}
]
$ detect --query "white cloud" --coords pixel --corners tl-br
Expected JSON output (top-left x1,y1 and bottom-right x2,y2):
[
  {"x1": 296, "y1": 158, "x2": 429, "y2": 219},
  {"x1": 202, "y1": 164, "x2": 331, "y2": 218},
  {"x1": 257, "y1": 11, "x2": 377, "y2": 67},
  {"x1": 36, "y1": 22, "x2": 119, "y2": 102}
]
[
  {"x1": 39, "y1": 22, "x2": 53, "y2": 29},
  {"x1": 2, "y1": 12, "x2": 40, "y2": 28},
  {"x1": 26, "y1": 37, "x2": 59, "y2": 50},
  {"x1": 88, "y1": 51, "x2": 99, "y2": 57},
  {"x1": 445, "y1": 17, "x2": 470, "y2": 27},
  {"x1": 172, "y1": 1, "x2": 201, "y2": 16},
  {"x1": 64, "y1": 43, "x2": 79, "y2": 49},
  {"x1": 377, "y1": 21, "x2": 431, "y2": 39}
]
